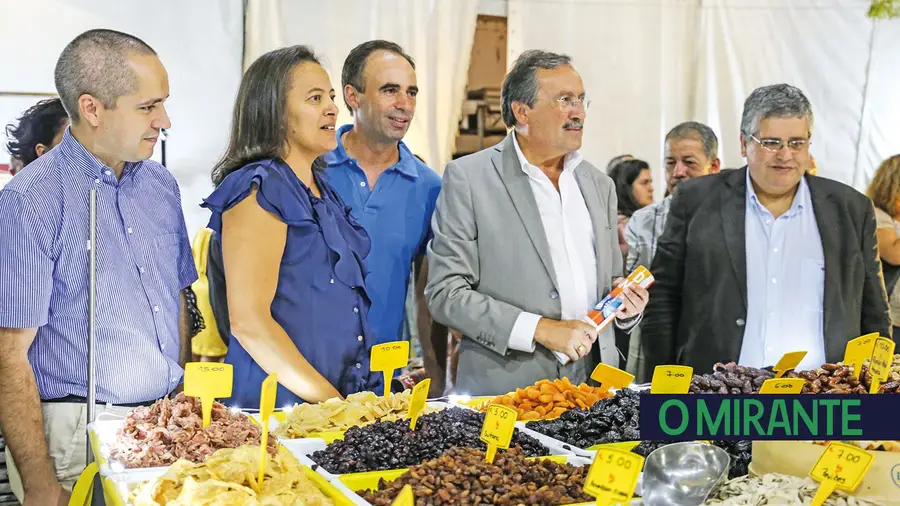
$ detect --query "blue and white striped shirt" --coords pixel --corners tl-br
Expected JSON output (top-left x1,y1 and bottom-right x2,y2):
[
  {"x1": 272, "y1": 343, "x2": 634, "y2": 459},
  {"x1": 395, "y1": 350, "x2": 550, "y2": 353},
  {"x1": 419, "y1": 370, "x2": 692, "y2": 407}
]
[{"x1": 0, "y1": 128, "x2": 198, "y2": 403}]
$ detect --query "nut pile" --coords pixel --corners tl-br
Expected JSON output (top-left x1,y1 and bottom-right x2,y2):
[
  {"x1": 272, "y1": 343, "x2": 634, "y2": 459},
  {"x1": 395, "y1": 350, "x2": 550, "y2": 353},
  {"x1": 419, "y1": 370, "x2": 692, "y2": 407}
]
[
  {"x1": 689, "y1": 362, "x2": 774, "y2": 394},
  {"x1": 786, "y1": 363, "x2": 868, "y2": 394},
  {"x1": 360, "y1": 447, "x2": 593, "y2": 506},
  {"x1": 703, "y1": 473, "x2": 882, "y2": 505},
  {"x1": 525, "y1": 389, "x2": 641, "y2": 449},
  {"x1": 309, "y1": 407, "x2": 549, "y2": 474},
  {"x1": 475, "y1": 377, "x2": 610, "y2": 421}
]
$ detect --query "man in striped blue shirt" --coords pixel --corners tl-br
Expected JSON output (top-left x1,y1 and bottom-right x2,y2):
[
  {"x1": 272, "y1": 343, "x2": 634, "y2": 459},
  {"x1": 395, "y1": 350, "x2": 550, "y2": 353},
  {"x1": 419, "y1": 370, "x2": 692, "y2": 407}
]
[{"x1": 0, "y1": 29, "x2": 196, "y2": 505}]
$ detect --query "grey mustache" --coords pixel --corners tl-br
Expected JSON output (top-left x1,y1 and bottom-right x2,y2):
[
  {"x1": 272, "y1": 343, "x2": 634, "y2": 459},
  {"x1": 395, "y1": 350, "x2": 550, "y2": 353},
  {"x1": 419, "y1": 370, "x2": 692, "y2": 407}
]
[{"x1": 564, "y1": 120, "x2": 583, "y2": 129}]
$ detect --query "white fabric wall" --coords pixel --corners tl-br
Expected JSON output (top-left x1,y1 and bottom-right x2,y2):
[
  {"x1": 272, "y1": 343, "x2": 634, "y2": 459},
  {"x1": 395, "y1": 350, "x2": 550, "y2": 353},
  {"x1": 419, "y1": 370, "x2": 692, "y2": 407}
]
[
  {"x1": 244, "y1": 0, "x2": 480, "y2": 173},
  {"x1": 0, "y1": 0, "x2": 244, "y2": 236},
  {"x1": 509, "y1": 0, "x2": 900, "y2": 195}
]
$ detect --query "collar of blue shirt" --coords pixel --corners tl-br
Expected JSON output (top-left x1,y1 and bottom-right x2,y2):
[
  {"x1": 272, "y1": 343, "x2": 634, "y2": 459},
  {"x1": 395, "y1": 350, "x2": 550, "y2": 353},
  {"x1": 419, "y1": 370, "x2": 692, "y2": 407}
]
[
  {"x1": 58, "y1": 127, "x2": 142, "y2": 182},
  {"x1": 745, "y1": 166, "x2": 810, "y2": 218},
  {"x1": 323, "y1": 124, "x2": 419, "y2": 179}
]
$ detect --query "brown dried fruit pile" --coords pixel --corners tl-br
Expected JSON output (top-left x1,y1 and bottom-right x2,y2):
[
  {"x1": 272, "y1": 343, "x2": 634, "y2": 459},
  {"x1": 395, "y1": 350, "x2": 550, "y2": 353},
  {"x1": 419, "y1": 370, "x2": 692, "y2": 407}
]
[
  {"x1": 360, "y1": 447, "x2": 593, "y2": 506},
  {"x1": 689, "y1": 362, "x2": 774, "y2": 394},
  {"x1": 786, "y1": 363, "x2": 868, "y2": 394}
]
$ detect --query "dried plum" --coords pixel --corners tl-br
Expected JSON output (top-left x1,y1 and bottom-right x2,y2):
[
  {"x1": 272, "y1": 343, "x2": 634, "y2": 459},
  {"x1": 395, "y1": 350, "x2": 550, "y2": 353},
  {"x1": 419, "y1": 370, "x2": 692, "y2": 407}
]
[
  {"x1": 526, "y1": 389, "x2": 642, "y2": 449},
  {"x1": 309, "y1": 407, "x2": 549, "y2": 474}
]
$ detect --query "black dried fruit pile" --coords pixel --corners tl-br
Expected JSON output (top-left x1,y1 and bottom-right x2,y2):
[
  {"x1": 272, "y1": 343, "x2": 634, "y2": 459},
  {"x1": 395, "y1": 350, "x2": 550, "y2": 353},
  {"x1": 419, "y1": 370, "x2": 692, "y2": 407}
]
[
  {"x1": 629, "y1": 440, "x2": 752, "y2": 479},
  {"x1": 309, "y1": 407, "x2": 549, "y2": 474},
  {"x1": 525, "y1": 389, "x2": 641, "y2": 449},
  {"x1": 360, "y1": 446, "x2": 593, "y2": 506},
  {"x1": 690, "y1": 362, "x2": 774, "y2": 394},
  {"x1": 710, "y1": 440, "x2": 752, "y2": 478}
]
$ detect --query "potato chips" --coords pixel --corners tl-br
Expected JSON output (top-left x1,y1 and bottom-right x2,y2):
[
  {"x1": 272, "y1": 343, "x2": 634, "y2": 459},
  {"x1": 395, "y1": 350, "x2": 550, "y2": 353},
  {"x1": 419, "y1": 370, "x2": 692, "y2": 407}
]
[
  {"x1": 273, "y1": 391, "x2": 438, "y2": 439},
  {"x1": 131, "y1": 445, "x2": 333, "y2": 505}
]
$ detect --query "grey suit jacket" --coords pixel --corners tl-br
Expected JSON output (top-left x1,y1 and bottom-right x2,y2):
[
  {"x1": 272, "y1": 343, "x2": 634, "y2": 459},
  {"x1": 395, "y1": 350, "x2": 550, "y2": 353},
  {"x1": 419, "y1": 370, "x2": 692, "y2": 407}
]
[{"x1": 425, "y1": 133, "x2": 624, "y2": 395}]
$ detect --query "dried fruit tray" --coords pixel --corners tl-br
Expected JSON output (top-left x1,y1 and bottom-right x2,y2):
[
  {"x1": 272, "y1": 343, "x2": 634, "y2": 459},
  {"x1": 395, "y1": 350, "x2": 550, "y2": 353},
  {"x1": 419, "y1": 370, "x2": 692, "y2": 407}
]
[
  {"x1": 281, "y1": 431, "x2": 580, "y2": 484},
  {"x1": 253, "y1": 400, "x2": 453, "y2": 442},
  {"x1": 88, "y1": 419, "x2": 171, "y2": 478},
  {"x1": 331, "y1": 455, "x2": 626, "y2": 506},
  {"x1": 100, "y1": 460, "x2": 354, "y2": 506}
]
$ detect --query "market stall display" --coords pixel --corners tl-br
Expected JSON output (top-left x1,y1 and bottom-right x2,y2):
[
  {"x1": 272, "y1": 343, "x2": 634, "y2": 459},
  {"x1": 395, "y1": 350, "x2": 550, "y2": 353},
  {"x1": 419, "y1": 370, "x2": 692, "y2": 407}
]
[
  {"x1": 129, "y1": 445, "x2": 336, "y2": 505},
  {"x1": 272, "y1": 391, "x2": 439, "y2": 439},
  {"x1": 356, "y1": 447, "x2": 594, "y2": 506},
  {"x1": 472, "y1": 378, "x2": 610, "y2": 421},
  {"x1": 702, "y1": 473, "x2": 882, "y2": 505},
  {"x1": 689, "y1": 362, "x2": 774, "y2": 394},
  {"x1": 107, "y1": 393, "x2": 277, "y2": 469},
  {"x1": 524, "y1": 389, "x2": 641, "y2": 449},
  {"x1": 309, "y1": 407, "x2": 550, "y2": 474},
  {"x1": 630, "y1": 440, "x2": 751, "y2": 479}
]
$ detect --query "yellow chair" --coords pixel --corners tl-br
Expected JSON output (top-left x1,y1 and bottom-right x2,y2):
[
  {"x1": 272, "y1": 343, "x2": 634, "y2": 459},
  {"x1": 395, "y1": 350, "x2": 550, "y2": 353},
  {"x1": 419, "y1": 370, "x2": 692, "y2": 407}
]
[{"x1": 190, "y1": 228, "x2": 227, "y2": 358}]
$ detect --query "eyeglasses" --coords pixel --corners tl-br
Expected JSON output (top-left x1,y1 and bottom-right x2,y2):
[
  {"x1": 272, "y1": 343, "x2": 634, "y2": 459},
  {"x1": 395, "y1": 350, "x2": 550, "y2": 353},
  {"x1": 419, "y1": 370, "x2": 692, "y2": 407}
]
[
  {"x1": 553, "y1": 95, "x2": 591, "y2": 111},
  {"x1": 749, "y1": 134, "x2": 810, "y2": 152}
]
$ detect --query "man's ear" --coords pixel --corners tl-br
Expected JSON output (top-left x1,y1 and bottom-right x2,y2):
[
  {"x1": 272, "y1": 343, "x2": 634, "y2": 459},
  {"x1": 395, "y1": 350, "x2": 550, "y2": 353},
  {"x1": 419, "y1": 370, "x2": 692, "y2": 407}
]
[
  {"x1": 739, "y1": 133, "x2": 748, "y2": 159},
  {"x1": 77, "y1": 94, "x2": 104, "y2": 128},
  {"x1": 344, "y1": 85, "x2": 361, "y2": 113},
  {"x1": 35, "y1": 143, "x2": 49, "y2": 157},
  {"x1": 709, "y1": 158, "x2": 721, "y2": 174},
  {"x1": 511, "y1": 101, "x2": 530, "y2": 127}
]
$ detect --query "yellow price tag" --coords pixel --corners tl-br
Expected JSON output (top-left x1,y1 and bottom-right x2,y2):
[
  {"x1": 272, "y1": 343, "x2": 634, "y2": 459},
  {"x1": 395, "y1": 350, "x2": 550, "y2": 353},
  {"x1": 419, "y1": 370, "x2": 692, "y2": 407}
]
[
  {"x1": 591, "y1": 363, "x2": 635, "y2": 394},
  {"x1": 650, "y1": 365, "x2": 693, "y2": 394},
  {"x1": 844, "y1": 333, "x2": 878, "y2": 378},
  {"x1": 868, "y1": 337, "x2": 896, "y2": 394},
  {"x1": 759, "y1": 378, "x2": 806, "y2": 394},
  {"x1": 584, "y1": 448, "x2": 644, "y2": 505},
  {"x1": 809, "y1": 442, "x2": 874, "y2": 505},
  {"x1": 257, "y1": 374, "x2": 278, "y2": 487},
  {"x1": 183, "y1": 362, "x2": 234, "y2": 427},
  {"x1": 390, "y1": 484, "x2": 415, "y2": 506},
  {"x1": 772, "y1": 351, "x2": 807, "y2": 378},
  {"x1": 408, "y1": 378, "x2": 430, "y2": 430},
  {"x1": 370, "y1": 341, "x2": 410, "y2": 397},
  {"x1": 480, "y1": 404, "x2": 517, "y2": 464}
]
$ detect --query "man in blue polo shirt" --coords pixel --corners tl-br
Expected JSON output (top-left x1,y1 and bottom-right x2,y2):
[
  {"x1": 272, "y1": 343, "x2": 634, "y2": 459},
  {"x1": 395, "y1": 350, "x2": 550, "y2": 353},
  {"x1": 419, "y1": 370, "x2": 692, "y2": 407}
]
[{"x1": 324, "y1": 40, "x2": 447, "y2": 394}]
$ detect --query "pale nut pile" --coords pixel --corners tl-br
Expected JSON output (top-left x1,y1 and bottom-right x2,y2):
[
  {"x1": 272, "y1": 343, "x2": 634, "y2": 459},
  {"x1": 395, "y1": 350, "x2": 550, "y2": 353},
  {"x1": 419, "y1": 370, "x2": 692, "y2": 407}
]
[{"x1": 704, "y1": 473, "x2": 884, "y2": 505}]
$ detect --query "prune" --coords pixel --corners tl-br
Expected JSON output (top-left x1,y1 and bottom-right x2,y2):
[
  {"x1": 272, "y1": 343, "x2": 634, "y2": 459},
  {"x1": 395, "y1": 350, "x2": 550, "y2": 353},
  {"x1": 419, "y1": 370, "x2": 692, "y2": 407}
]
[
  {"x1": 309, "y1": 407, "x2": 549, "y2": 474},
  {"x1": 711, "y1": 440, "x2": 752, "y2": 479},
  {"x1": 525, "y1": 389, "x2": 642, "y2": 449},
  {"x1": 360, "y1": 447, "x2": 593, "y2": 506}
]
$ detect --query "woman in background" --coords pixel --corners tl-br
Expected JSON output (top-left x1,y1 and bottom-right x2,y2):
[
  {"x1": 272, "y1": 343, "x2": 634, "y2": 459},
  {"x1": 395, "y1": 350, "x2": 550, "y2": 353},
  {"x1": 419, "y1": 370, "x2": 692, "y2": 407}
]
[
  {"x1": 203, "y1": 45, "x2": 380, "y2": 406},
  {"x1": 5, "y1": 98, "x2": 69, "y2": 175},
  {"x1": 609, "y1": 158, "x2": 654, "y2": 262},
  {"x1": 866, "y1": 154, "x2": 900, "y2": 341}
]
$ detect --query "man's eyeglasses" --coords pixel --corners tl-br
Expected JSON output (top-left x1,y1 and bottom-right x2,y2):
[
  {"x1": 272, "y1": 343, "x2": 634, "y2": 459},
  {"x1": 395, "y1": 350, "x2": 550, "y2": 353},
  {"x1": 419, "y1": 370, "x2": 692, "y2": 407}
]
[
  {"x1": 749, "y1": 134, "x2": 810, "y2": 152},
  {"x1": 552, "y1": 95, "x2": 591, "y2": 111}
]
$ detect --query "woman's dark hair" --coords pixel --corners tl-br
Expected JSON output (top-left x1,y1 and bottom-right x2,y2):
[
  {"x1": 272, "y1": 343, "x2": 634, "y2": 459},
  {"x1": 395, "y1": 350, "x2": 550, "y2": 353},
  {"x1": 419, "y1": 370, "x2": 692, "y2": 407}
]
[
  {"x1": 5, "y1": 98, "x2": 69, "y2": 166},
  {"x1": 212, "y1": 45, "x2": 322, "y2": 186},
  {"x1": 611, "y1": 158, "x2": 650, "y2": 218}
]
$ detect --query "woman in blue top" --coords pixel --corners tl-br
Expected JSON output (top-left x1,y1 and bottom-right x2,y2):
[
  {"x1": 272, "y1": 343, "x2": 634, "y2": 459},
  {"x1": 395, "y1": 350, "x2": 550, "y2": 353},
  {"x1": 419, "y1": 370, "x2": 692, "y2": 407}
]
[{"x1": 202, "y1": 45, "x2": 381, "y2": 407}]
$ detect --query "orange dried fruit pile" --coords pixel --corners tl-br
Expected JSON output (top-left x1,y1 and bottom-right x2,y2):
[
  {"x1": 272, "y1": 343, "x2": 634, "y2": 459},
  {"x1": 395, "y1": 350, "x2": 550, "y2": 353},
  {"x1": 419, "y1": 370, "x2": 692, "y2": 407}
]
[{"x1": 475, "y1": 377, "x2": 610, "y2": 421}]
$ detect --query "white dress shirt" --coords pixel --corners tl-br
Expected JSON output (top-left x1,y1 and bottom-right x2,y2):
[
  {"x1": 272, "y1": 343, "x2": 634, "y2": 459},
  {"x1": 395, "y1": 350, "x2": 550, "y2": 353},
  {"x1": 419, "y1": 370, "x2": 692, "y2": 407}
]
[{"x1": 507, "y1": 133, "x2": 598, "y2": 363}]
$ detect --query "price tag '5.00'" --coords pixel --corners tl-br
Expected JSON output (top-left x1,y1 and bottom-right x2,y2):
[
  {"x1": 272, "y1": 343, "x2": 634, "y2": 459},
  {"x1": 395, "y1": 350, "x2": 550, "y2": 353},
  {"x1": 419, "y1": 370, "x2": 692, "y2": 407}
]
[
  {"x1": 584, "y1": 448, "x2": 644, "y2": 505},
  {"x1": 480, "y1": 404, "x2": 517, "y2": 464}
]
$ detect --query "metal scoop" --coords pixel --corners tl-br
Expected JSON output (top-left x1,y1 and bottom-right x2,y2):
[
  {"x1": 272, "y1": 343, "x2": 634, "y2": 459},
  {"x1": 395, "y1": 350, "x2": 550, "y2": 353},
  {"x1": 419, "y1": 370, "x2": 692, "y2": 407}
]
[{"x1": 640, "y1": 442, "x2": 731, "y2": 506}]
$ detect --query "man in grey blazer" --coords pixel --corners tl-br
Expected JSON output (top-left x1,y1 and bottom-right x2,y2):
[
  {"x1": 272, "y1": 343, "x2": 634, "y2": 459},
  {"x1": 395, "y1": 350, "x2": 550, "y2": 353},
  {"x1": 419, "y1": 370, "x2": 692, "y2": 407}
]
[{"x1": 425, "y1": 50, "x2": 649, "y2": 395}]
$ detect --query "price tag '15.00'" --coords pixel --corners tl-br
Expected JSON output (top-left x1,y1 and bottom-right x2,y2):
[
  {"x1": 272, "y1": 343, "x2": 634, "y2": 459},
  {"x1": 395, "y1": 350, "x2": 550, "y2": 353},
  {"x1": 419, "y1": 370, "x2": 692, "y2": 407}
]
[
  {"x1": 808, "y1": 442, "x2": 874, "y2": 506},
  {"x1": 184, "y1": 362, "x2": 234, "y2": 428},
  {"x1": 584, "y1": 448, "x2": 644, "y2": 505},
  {"x1": 650, "y1": 365, "x2": 693, "y2": 394},
  {"x1": 480, "y1": 404, "x2": 517, "y2": 464}
]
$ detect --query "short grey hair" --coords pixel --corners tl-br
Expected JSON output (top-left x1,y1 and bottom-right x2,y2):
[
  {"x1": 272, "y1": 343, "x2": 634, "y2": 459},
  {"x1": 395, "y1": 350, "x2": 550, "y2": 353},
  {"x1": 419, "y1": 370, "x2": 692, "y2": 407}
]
[
  {"x1": 54, "y1": 29, "x2": 157, "y2": 123},
  {"x1": 665, "y1": 121, "x2": 719, "y2": 161},
  {"x1": 740, "y1": 83, "x2": 814, "y2": 137},
  {"x1": 501, "y1": 50, "x2": 572, "y2": 128}
]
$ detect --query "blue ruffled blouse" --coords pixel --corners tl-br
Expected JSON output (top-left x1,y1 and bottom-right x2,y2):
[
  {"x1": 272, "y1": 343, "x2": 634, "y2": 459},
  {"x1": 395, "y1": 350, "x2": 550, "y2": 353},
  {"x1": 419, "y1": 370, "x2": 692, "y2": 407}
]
[{"x1": 201, "y1": 158, "x2": 382, "y2": 407}]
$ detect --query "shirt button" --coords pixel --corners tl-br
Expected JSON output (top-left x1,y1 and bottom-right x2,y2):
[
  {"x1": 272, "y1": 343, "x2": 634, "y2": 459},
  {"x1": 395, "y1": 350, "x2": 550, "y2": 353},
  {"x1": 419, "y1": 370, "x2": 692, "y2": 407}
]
[
  {"x1": 766, "y1": 220, "x2": 771, "y2": 225},
  {"x1": 127, "y1": 227, "x2": 133, "y2": 234},
  {"x1": 153, "y1": 305, "x2": 160, "y2": 313},
  {"x1": 161, "y1": 343, "x2": 166, "y2": 350},
  {"x1": 105, "y1": 170, "x2": 112, "y2": 176},
  {"x1": 94, "y1": 178, "x2": 101, "y2": 184},
  {"x1": 356, "y1": 363, "x2": 362, "y2": 369},
  {"x1": 330, "y1": 279, "x2": 335, "y2": 284},
  {"x1": 772, "y1": 248, "x2": 778, "y2": 253},
  {"x1": 357, "y1": 335, "x2": 364, "y2": 342},
  {"x1": 353, "y1": 307, "x2": 359, "y2": 313},
  {"x1": 772, "y1": 278, "x2": 777, "y2": 284},
  {"x1": 359, "y1": 181, "x2": 366, "y2": 187},
  {"x1": 139, "y1": 267, "x2": 145, "y2": 273},
  {"x1": 736, "y1": 318, "x2": 746, "y2": 327},
  {"x1": 550, "y1": 290, "x2": 559, "y2": 300}
]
